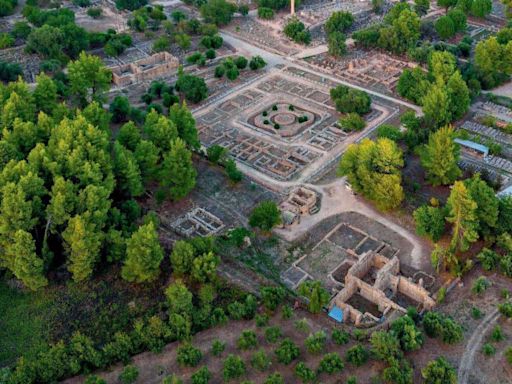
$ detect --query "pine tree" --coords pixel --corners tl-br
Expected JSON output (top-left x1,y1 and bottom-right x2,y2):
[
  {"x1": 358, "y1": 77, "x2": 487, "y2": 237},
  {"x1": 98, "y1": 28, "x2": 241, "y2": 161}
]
[
  {"x1": 143, "y1": 110, "x2": 178, "y2": 152},
  {"x1": 33, "y1": 73, "x2": 58, "y2": 115},
  {"x1": 113, "y1": 142, "x2": 144, "y2": 198},
  {"x1": 446, "y1": 181, "x2": 479, "y2": 253},
  {"x1": 446, "y1": 71, "x2": 470, "y2": 120},
  {"x1": 165, "y1": 279, "x2": 193, "y2": 316},
  {"x1": 46, "y1": 176, "x2": 77, "y2": 229},
  {"x1": 420, "y1": 126, "x2": 461, "y2": 186},
  {"x1": 169, "y1": 102, "x2": 200, "y2": 149},
  {"x1": 422, "y1": 85, "x2": 452, "y2": 128},
  {"x1": 170, "y1": 240, "x2": 195, "y2": 276},
  {"x1": 160, "y1": 138, "x2": 197, "y2": 201},
  {"x1": 465, "y1": 174, "x2": 499, "y2": 237},
  {"x1": 191, "y1": 251, "x2": 220, "y2": 283},
  {"x1": 121, "y1": 221, "x2": 163, "y2": 283},
  {"x1": 63, "y1": 214, "x2": 102, "y2": 282},
  {"x1": 11, "y1": 229, "x2": 48, "y2": 290}
]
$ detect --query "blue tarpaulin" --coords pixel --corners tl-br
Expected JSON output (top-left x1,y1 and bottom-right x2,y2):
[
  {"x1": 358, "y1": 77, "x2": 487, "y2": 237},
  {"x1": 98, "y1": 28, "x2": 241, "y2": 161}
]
[{"x1": 328, "y1": 306, "x2": 343, "y2": 322}]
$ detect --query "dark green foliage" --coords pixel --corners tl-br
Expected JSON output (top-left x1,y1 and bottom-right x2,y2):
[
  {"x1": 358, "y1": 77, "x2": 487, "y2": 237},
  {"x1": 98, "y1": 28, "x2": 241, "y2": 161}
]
[
  {"x1": 177, "y1": 343, "x2": 202, "y2": 367},
  {"x1": 370, "y1": 331, "x2": 402, "y2": 363},
  {"x1": 304, "y1": 331, "x2": 326, "y2": 354},
  {"x1": 175, "y1": 74, "x2": 208, "y2": 103},
  {"x1": 339, "y1": 113, "x2": 366, "y2": 132},
  {"x1": 207, "y1": 145, "x2": 228, "y2": 164},
  {"x1": 318, "y1": 352, "x2": 344, "y2": 374},
  {"x1": 191, "y1": 366, "x2": 212, "y2": 384},
  {"x1": 377, "y1": 124, "x2": 403, "y2": 141},
  {"x1": 498, "y1": 302, "x2": 512, "y2": 317},
  {"x1": 258, "y1": 7, "x2": 275, "y2": 19},
  {"x1": 325, "y1": 11, "x2": 354, "y2": 34},
  {"x1": 421, "y1": 356, "x2": 457, "y2": 384},
  {"x1": 345, "y1": 344, "x2": 369, "y2": 367},
  {"x1": 119, "y1": 365, "x2": 138, "y2": 384},
  {"x1": 0, "y1": 0, "x2": 17, "y2": 16},
  {"x1": 237, "y1": 329, "x2": 258, "y2": 350},
  {"x1": 200, "y1": 0, "x2": 237, "y2": 26},
  {"x1": 274, "y1": 338, "x2": 300, "y2": 364},
  {"x1": 265, "y1": 326, "x2": 282, "y2": 343},
  {"x1": 435, "y1": 16, "x2": 456, "y2": 39},
  {"x1": 249, "y1": 201, "x2": 282, "y2": 231},
  {"x1": 263, "y1": 373, "x2": 284, "y2": 384},
  {"x1": 396, "y1": 67, "x2": 429, "y2": 105},
  {"x1": 211, "y1": 339, "x2": 226, "y2": 356},
  {"x1": 477, "y1": 248, "x2": 500, "y2": 271},
  {"x1": 260, "y1": 286, "x2": 286, "y2": 311},
  {"x1": 0, "y1": 61, "x2": 22, "y2": 82},
  {"x1": 110, "y1": 96, "x2": 132, "y2": 123},
  {"x1": 234, "y1": 56, "x2": 248, "y2": 69},
  {"x1": 332, "y1": 329, "x2": 350, "y2": 345},
  {"x1": 297, "y1": 280, "x2": 329, "y2": 313},
  {"x1": 283, "y1": 17, "x2": 311, "y2": 44},
  {"x1": 330, "y1": 85, "x2": 371, "y2": 115},
  {"x1": 413, "y1": 205, "x2": 447, "y2": 242},
  {"x1": 222, "y1": 354, "x2": 246, "y2": 381},
  {"x1": 422, "y1": 311, "x2": 463, "y2": 344},
  {"x1": 250, "y1": 349, "x2": 271, "y2": 371},
  {"x1": 115, "y1": 0, "x2": 147, "y2": 10},
  {"x1": 255, "y1": 314, "x2": 270, "y2": 327},
  {"x1": 390, "y1": 315, "x2": 424, "y2": 351},
  {"x1": 294, "y1": 362, "x2": 316, "y2": 383}
]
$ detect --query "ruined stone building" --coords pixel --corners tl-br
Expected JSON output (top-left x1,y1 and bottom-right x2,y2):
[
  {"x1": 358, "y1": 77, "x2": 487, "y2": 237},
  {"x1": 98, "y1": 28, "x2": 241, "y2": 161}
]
[{"x1": 111, "y1": 52, "x2": 179, "y2": 87}]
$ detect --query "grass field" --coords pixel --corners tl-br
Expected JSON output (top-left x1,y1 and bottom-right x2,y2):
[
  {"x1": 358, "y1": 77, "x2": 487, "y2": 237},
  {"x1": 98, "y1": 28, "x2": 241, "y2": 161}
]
[{"x1": 0, "y1": 282, "x2": 51, "y2": 367}]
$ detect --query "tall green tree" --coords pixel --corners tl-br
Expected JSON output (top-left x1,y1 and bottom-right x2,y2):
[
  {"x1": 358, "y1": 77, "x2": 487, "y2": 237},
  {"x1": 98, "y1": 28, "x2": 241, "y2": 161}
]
[
  {"x1": 413, "y1": 205, "x2": 447, "y2": 242},
  {"x1": 446, "y1": 181, "x2": 479, "y2": 253},
  {"x1": 143, "y1": 110, "x2": 178, "y2": 152},
  {"x1": 464, "y1": 174, "x2": 499, "y2": 237},
  {"x1": 297, "y1": 280, "x2": 330, "y2": 313},
  {"x1": 121, "y1": 221, "x2": 164, "y2": 283},
  {"x1": 446, "y1": 71, "x2": 470, "y2": 120},
  {"x1": 422, "y1": 84, "x2": 452, "y2": 127},
  {"x1": 11, "y1": 229, "x2": 48, "y2": 290},
  {"x1": 160, "y1": 138, "x2": 197, "y2": 201},
  {"x1": 170, "y1": 240, "x2": 195, "y2": 276},
  {"x1": 420, "y1": 126, "x2": 461, "y2": 186},
  {"x1": 169, "y1": 102, "x2": 200, "y2": 149},
  {"x1": 33, "y1": 73, "x2": 58, "y2": 115},
  {"x1": 165, "y1": 279, "x2": 193, "y2": 316},
  {"x1": 68, "y1": 52, "x2": 112, "y2": 107},
  {"x1": 63, "y1": 214, "x2": 102, "y2": 282},
  {"x1": 112, "y1": 142, "x2": 144, "y2": 198}
]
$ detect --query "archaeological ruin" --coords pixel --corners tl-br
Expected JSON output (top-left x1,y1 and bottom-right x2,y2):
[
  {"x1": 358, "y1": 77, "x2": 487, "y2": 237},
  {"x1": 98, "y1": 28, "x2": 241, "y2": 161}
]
[{"x1": 110, "y1": 52, "x2": 179, "y2": 87}]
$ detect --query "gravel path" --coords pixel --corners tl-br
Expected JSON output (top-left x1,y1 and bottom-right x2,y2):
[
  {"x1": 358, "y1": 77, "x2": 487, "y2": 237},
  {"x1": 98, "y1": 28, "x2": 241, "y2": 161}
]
[{"x1": 457, "y1": 308, "x2": 501, "y2": 384}]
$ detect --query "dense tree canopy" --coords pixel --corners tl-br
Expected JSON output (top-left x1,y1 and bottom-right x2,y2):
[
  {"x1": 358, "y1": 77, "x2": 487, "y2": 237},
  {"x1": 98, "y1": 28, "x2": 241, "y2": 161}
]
[{"x1": 338, "y1": 138, "x2": 404, "y2": 210}]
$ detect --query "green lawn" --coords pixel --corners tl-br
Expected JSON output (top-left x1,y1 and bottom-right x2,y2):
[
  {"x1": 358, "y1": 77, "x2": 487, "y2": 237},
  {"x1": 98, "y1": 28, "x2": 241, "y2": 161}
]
[{"x1": 0, "y1": 283, "x2": 51, "y2": 367}]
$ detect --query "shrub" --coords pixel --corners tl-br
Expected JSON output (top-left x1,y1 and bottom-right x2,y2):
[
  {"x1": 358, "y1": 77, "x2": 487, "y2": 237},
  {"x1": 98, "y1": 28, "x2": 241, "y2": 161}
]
[
  {"x1": 235, "y1": 56, "x2": 248, "y2": 69},
  {"x1": 260, "y1": 286, "x2": 286, "y2": 311},
  {"x1": 205, "y1": 49, "x2": 216, "y2": 59},
  {"x1": 84, "y1": 376, "x2": 106, "y2": 384},
  {"x1": 274, "y1": 338, "x2": 300, "y2": 364},
  {"x1": 352, "y1": 329, "x2": 367, "y2": 341},
  {"x1": 207, "y1": 144, "x2": 228, "y2": 164},
  {"x1": 472, "y1": 276, "x2": 491, "y2": 295},
  {"x1": 251, "y1": 349, "x2": 271, "y2": 371},
  {"x1": 249, "y1": 56, "x2": 266, "y2": 70},
  {"x1": 290, "y1": 316, "x2": 309, "y2": 332},
  {"x1": 281, "y1": 305, "x2": 293, "y2": 319},
  {"x1": 177, "y1": 344, "x2": 202, "y2": 367},
  {"x1": 211, "y1": 339, "x2": 226, "y2": 356},
  {"x1": 330, "y1": 85, "x2": 371, "y2": 115},
  {"x1": 294, "y1": 362, "x2": 316, "y2": 383},
  {"x1": 263, "y1": 373, "x2": 284, "y2": 384},
  {"x1": 265, "y1": 326, "x2": 282, "y2": 343},
  {"x1": 506, "y1": 346, "x2": 512, "y2": 365},
  {"x1": 471, "y1": 306, "x2": 483, "y2": 319},
  {"x1": 339, "y1": 113, "x2": 366, "y2": 131},
  {"x1": 482, "y1": 343, "x2": 496, "y2": 356},
  {"x1": 223, "y1": 354, "x2": 246, "y2": 381},
  {"x1": 87, "y1": 7, "x2": 102, "y2": 18},
  {"x1": 318, "y1": 353, "x2": 344, "y2": 374},
  {"x1": 498, "y1": 302, "x2": 512, "y2": 317},
  {"x1": 370, "y1": 331, "x2": 402, "y2": 363},
  {"x1": 377, "y1": 124, "x2": 403, "y2": 141},
  {"x1": 345, "y1": 344, "x2": 369, "y2": 367},
  {"x1": 214, "y1": 65, "x2": 225, "y2": 78},
  {"x1": 226, "y1": 66, "x2": 239, "y2": 81},
  {"x1": 477, "y1": 248, "x2": 500, "y2": 271},
  {"x1": 332, "y1": 329, "x2": 350, "y2": 345},
  {"x1": 283, "y1": 17, "x2": 311, "y2": 44},
  {"x1": 255, "y1": 314, "x2": 270, "y2": 327},
  {"x1": 421, "y1": 356, "x2": 457, "y2": 384},
  {"x1": 119, "y1": 365, "x2": 138, "y2": 384},
  {"x1": 191, "y1": 367, "x2": 212, "y2": 384},
  {"x1": 237, "y1": 330, "x2": 258, "y2": 350},
  {"x1": 258, "y1": 7, "x2": 274, "y2": 19},
  {"x1": 491, "y1": 325, "x2": 504, "y2": 342},
  {"x1": 304, "y1": 331, "x2": 326, "y2": 354},
  {"x1": 225, "y1": 159, "x2": 243, "y2": 183},
  {"x1": 390, "y1": 315, "x2": 423, "y2": 351}
]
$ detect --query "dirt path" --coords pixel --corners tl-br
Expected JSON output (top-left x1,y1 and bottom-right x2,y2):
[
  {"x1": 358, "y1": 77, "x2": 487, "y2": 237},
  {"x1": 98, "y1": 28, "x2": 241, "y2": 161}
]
[
  {"x1": 275, "y1": 178, "x2": 430, "y2": 269},
  {"x1": 457, "y1": 308, "x2": 501, "y2": 384}
]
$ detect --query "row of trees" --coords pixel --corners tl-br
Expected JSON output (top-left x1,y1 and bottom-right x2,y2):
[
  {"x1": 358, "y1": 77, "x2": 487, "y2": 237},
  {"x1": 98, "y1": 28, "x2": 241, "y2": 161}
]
[
  {"x1": 397, "y1": 50, "x2": 470, "y2": 128},
  {"x1": 353, "y1": 3, "x2": 421, "y2": 54}
]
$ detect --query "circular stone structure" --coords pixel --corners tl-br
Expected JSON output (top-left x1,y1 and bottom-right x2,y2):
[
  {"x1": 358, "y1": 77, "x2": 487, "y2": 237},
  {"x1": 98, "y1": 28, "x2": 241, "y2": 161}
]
[{"x1": 250, "y1": 103, "x2": 317, "y2": 137}]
